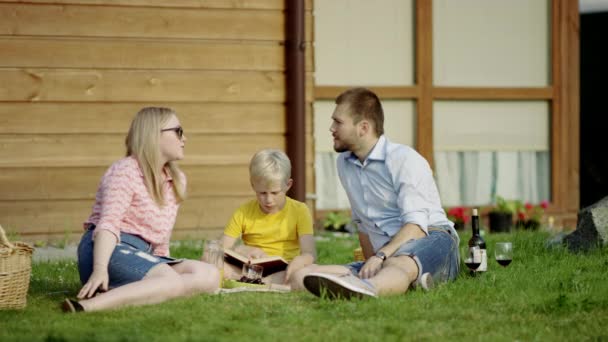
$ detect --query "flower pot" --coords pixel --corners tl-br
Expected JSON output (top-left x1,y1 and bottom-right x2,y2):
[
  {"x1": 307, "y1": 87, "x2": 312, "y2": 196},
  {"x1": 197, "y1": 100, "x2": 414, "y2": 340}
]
[
  {"x1": 333, "y1": 224, "x2": 349, "y2": 233},
  {"x1": 525, "y1": 220, "x2": 540, "y2": 230},
  {"x1": 325, "y1": 223, "x2": 355, "y2": 234},
  {"x1": 489, "y1": 212, "x2": 513, "y2": 233},
  {"x1": 453, "y1": 221, "x2": 465, "y2": 231},
  {"x1": 516, "y1": 219, "x2": 540, "y2": 230}
]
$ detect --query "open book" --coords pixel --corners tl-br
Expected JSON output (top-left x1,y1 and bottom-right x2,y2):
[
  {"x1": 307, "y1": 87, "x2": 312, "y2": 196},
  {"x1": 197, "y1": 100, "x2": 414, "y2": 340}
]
[{"x1": 224, "y1": 249, "x2": 288, "y2": 277}]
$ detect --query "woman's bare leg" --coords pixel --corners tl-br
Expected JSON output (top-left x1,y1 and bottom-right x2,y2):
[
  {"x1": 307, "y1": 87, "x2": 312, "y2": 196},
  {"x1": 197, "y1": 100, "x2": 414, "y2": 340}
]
[
  {"x1": 171, "y1": 260, "x2": 221, "y2": 294},
  {"x1": 223, "y1": 263, "x2": 242, "y2": 280},
  {"x1": 78, "y1": 260, "x2": 219, "y2": 312}
]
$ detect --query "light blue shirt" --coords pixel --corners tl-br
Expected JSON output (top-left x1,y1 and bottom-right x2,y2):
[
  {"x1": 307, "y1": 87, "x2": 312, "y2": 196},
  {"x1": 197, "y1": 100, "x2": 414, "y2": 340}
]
[{"x1": 337, "y1": 135, "x2": 455, "y2": 251}]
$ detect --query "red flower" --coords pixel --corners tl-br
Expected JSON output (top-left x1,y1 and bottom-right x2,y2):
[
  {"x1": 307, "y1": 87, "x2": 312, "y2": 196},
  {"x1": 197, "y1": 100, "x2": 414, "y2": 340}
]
[
  {"x1": 447, "y1": 207, "x2": 469, "y2": 223},
  {"x1": 517, "y1": 201, "x2": 548, "y2": 223}
]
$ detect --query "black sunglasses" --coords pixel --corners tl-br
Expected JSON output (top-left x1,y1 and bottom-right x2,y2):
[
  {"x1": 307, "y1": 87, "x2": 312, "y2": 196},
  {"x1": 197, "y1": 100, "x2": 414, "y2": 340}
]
[{"x1": 161, "y1": 126, "x2": 184, "y2": 139}]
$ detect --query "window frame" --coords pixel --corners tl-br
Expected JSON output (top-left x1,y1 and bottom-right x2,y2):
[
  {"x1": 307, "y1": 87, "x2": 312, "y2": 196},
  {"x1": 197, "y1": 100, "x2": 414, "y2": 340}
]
[{"x1": 313, "y1": 0, "x2": 579, "y2": 221}]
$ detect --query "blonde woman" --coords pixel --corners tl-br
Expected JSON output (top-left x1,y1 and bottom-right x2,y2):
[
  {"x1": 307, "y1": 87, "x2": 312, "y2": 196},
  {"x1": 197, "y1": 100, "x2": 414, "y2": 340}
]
[{"x1": 63, "y1": 107, "x2": 219, "y2": 313}]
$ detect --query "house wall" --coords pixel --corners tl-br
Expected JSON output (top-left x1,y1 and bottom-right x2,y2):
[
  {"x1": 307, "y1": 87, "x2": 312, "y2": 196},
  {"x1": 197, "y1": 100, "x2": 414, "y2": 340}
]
[{"x1": 0, "y1": 0, "x2": 315, "y2": 241}]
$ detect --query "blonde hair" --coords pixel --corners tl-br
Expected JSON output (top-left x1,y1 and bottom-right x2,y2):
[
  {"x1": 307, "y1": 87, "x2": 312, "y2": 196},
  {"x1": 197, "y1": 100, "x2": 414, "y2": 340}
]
[
  {"x1": 125, "y1": 107, "x2": 186, "y2": 205},
  {"x1": 249, "y1": 149, "x2": 291, "y2": 187}
]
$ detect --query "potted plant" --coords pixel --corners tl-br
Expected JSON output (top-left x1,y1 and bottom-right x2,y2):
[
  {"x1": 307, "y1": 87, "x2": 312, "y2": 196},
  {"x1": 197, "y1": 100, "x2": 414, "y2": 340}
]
[
  {"x1": 488, "y1": 196, "x2": 518, "y2": 233},
  {"x1": 322, "y1": 211, "x2": 352, "y2": 233},
  {"x1": 446, "y1": 206, "x2": 469, "y2": 230},
  {"x1": 515, "y1": 200, "x2": 549, "y2": 230}
]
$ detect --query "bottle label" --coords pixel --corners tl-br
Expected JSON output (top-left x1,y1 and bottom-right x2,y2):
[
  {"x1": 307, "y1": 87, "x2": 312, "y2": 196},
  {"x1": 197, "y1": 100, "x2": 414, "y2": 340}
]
[{"x1": 478, "y1": 249, "x2": 488, "y2": 272}]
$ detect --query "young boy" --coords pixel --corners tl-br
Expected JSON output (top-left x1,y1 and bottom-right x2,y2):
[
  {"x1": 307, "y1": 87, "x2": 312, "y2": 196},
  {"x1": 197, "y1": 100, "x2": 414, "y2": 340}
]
[{"x1": 221, "y1": 149, "x2": 316, "y2": 286}]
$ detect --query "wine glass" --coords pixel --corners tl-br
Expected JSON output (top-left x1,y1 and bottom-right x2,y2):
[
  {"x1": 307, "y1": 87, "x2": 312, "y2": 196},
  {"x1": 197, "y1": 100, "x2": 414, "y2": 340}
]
[
  {"x1": 462, "y1": 246, "x2": 482, "y2": 275},
  {"x1": 241, "y1": 264, "x2": 264, "y2": 284},
  {"x1": 495, "y1": 242, "x2": 513, "y2": 267},
  {"x1": 202, "y1": 240, "x2": 224, "y2": 285}
]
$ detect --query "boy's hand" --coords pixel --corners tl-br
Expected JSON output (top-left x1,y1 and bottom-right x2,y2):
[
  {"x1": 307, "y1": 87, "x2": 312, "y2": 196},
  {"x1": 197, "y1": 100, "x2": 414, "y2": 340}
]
[
  {"x1": 245, "y1": 247, "x2": 267, "y2": 260},
  {"x1": 234, "y1": 245, "x2": 267, "y2": 259}
]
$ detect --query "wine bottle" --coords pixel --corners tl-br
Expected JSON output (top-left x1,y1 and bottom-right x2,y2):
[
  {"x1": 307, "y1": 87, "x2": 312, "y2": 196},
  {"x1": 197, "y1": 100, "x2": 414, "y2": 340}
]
[{"x1": 468, "y1": 208, "x2": 487, "y2": 272}]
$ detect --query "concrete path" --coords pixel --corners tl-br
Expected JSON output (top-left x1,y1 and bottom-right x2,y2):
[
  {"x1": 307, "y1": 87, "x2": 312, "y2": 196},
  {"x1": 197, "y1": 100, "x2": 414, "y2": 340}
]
[{"x1": 32, "y1": 245, "x2": 77, "y2": 263}]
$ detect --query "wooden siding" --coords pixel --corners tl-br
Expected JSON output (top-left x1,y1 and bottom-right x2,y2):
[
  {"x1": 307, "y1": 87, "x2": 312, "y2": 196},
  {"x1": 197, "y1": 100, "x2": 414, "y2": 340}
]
[{"x1": 0, "y1": 1, "x2": 316, "y2": 241}]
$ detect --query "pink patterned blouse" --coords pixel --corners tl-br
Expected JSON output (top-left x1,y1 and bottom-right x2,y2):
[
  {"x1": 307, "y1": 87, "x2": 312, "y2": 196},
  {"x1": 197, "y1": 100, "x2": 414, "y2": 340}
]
[{"x1": 84, "y1": 156, "x2": 184, "y2": 257}]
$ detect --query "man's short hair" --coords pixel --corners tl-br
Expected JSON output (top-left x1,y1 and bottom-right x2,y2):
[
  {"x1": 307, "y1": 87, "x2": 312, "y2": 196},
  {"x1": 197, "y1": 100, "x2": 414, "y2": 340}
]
[
  {"x1": 335, "y1": 87, "x2": 384, "y2": 136},
  {"x1": 249, "y1": 149, "x2": 292, "y2": 187}
]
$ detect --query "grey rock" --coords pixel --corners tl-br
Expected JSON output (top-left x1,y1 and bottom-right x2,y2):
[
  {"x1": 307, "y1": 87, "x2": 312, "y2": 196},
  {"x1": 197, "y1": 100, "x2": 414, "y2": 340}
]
[
  {"x1": 545, "y1": 232, "x2": 568, "y2": 250},
  {"x1": 564, "y1": 196, "x2": 608, "y2": 252}
]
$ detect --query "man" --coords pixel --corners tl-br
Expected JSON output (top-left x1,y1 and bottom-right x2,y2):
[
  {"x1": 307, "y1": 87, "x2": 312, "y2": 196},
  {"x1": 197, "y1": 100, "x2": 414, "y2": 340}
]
[{"x1": 293, "y1": 87, "x2": 460, "y2": 299}]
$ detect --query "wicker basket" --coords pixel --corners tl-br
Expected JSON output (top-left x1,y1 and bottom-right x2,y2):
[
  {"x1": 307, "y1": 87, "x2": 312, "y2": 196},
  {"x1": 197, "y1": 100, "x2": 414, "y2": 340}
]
[
  {"x1": 0, "y1": 225, "x2": 34, "y2": 309},
  {"x1": 353, "y1": 247, "x2": 365, "y2": 262}
]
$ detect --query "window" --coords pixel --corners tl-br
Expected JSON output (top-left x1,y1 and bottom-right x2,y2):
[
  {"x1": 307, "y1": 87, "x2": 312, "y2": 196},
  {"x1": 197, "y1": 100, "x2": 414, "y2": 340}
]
[{"x1": 313, "y1": 0, "x2": 578, "y2": 220}]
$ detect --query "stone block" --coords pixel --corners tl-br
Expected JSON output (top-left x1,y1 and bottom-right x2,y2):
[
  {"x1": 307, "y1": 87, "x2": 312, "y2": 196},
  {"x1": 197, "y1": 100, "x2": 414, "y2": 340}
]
[{"x1": 564, "y1": 196, "x2": 608, "y2": 252}]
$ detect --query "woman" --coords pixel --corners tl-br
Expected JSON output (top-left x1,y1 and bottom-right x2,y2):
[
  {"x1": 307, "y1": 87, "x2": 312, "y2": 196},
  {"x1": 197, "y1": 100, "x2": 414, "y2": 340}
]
[{"x1": 63, "y1": 107, "x2": 219, "y2": 313}]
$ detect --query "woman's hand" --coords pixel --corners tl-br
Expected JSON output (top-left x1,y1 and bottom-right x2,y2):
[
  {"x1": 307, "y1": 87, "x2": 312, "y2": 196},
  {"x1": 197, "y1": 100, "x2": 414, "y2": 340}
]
[
  {"x1": 78, "y1": 229, "x2": 117, "y2": 299},
  {"x1": 359, "y1": 256, "x2": 383, "y2": 279},
  {"x1": 77, "y1": 264, "x2": 109, "y2": 299}
]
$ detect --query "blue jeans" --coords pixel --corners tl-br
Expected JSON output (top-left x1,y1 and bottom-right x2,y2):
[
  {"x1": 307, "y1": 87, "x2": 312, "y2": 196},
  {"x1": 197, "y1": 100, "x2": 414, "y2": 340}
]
[
  {"x1": 346, "y1": 225, "x2": 460, "y2": 287},
  {"x1": 77, "y1": 226, "x2": 182, "y2": 288}
]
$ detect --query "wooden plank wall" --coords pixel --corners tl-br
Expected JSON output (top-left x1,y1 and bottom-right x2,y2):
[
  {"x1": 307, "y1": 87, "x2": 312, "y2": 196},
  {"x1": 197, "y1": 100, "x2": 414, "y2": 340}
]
[{"x1": 0, "y1": 0, "x2": 315, "y2": 241}]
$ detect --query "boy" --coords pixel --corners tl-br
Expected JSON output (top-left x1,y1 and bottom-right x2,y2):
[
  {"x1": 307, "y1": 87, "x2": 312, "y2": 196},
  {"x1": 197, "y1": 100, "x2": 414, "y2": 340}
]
[{"x1": 221, "y1": 149, "x2": 316, "y2": 286}]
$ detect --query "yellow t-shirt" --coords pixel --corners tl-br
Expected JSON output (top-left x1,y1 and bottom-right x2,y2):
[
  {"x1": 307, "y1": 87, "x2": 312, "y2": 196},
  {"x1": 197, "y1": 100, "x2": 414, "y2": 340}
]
[{"x1": 223, "y1": 197, "x2": 313, "y2": 262}]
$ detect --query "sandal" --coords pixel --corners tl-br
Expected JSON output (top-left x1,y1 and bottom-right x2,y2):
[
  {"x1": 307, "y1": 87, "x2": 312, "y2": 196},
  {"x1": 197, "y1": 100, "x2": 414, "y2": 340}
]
[{"x1": 62, "y1": 298, "x2": 84, "y2": 313}]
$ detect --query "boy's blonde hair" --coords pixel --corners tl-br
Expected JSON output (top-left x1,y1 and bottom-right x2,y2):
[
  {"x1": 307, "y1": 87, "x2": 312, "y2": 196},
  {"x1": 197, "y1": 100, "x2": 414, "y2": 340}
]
[
  {"x1": 126, "y1": 106, "x2": 186, "y2": 205},
  {"x1": 249, "y1": 149, "x2": 291, "y2": 187}
]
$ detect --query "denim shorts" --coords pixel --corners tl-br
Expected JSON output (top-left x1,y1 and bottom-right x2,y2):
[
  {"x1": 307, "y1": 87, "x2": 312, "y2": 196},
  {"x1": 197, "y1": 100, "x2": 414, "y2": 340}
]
[
  {"x1": 346, "y1": 225, "x2": 460, "y2": 287},
  {"x1": 77, "y1": 226, "x2": 183, "y2": 288}
]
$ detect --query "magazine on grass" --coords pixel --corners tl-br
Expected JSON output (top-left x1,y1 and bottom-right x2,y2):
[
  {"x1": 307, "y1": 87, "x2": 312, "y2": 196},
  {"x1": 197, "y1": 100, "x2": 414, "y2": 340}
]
[{"x1": 220, "y1": 279, "x2": 291, "y2": 294}]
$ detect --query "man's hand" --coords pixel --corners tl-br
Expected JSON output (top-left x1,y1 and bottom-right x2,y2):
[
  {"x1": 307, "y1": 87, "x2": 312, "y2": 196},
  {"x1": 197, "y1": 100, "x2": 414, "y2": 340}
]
[
  {"x1": 359, "y1": 256, "x2": 383, "y2": 279},
  {"x1": 77, "y1": 264, "x2": 109, "y2": 299}
]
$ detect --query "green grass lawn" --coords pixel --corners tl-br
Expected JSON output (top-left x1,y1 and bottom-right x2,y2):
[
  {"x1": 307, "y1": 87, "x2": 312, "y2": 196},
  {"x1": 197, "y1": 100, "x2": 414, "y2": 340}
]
[{"x1": 1, "y1": 230, "x2": 607, "y2": 341}]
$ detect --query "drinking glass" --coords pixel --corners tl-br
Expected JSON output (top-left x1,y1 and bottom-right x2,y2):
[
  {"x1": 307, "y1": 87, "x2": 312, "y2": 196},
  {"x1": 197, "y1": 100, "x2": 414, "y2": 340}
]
[
  {"x1": 202, "y1": 240, "x2": 224, "y2": 284},
  {"x1": 495, "y1": 242, "x2": 513, "y2": 267},
  {"x1": 241, "y1": 264, "x2": 264, "y2": 284},
  {"x1": 462, "y1": 246, "x2": 482, "y2": 275}
]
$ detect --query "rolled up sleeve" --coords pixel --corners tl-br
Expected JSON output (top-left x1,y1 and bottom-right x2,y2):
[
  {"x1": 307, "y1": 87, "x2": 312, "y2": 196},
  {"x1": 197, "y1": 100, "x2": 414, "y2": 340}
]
[
  {"x1": 400, "y1": 211, "x2": 429, "y2": 234},
  {"x1": 394, "y1": 156, "x2": 435, "y2": 235}
]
